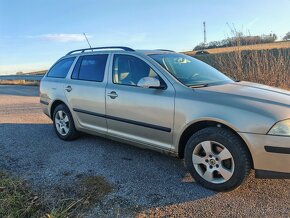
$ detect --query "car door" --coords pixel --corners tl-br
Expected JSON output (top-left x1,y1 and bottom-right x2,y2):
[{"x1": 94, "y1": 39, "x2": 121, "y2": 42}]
[
  {"x1": 64, "y1": 53, "x2": 110, "y2": 135},
  {"x1": 105, "y1": 53, "x2": 175, "y2": 150}
]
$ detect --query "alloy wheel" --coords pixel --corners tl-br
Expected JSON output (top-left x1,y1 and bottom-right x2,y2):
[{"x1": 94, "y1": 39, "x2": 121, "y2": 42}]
[
  {"x1": 192, "y1": 140, "x2": 235, "y2": 184},
  {"x1": 55, "y1": 110, "x2": 70, "y2": 136}
]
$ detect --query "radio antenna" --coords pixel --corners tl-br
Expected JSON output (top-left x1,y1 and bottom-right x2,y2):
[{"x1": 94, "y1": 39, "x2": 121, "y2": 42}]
[{"x1": 83, "y1": 33, "x2": 92, "y2": 49}]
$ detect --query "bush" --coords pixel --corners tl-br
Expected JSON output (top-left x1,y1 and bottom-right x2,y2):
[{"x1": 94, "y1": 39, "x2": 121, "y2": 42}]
[
  {"x1": 194, "y1": 34, "x2": 277, "y2": 50},
  {"x1": 193, "y1": 48, "x2": 290, "y2": 90},
  {"x1": 283, "y1": 32, "x2": 290, "y2": 41}
]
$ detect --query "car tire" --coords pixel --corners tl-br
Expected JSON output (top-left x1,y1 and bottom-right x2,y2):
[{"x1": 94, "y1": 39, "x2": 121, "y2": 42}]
[
  {"x1": 53, "y1": 104, "x2": 79, "y2": 141},
  {"x1": 184, "y1": 127, "x2": 251, "y2": 191}
]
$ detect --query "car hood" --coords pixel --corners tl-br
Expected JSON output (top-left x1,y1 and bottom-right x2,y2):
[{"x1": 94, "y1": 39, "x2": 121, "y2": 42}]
[
  {"x1": 203, "y1": 81, "x2": 290, "y2": 103},
  {"x1": 194, "y1": 81, "x2": 290, "y2": 121}
]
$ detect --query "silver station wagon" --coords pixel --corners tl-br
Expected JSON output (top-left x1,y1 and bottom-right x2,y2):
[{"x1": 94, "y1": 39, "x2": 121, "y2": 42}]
[{"x1": 40, "y1": 46, "x2": 290, "y2": 191}]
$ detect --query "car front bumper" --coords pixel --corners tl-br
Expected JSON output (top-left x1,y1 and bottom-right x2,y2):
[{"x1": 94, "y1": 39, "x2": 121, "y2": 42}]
[{"x1": 239, "y1": 132, "x2": 290, "y2": 178}]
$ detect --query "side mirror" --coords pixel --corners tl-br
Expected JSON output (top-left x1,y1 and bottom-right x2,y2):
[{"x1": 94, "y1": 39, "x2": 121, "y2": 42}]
[{"x1": 137, "y1": 77, "x2": 164, "y2": 89}]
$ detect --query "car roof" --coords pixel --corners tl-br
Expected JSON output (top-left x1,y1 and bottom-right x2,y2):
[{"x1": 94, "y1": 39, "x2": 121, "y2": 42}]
[
  {"x1": 136, "y1": 50, "x2": 175, "y2": 55},
  {"x1": 64, "y1": 46, "x2": 176, "y2": 58}
]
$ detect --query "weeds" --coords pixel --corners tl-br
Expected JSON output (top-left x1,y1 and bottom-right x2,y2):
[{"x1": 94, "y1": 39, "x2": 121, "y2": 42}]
[
  {"x1": 48, "y1": 175, "x2": 113, "y2": 217},
  {"x1": 0, "y1": 172, "x2": 113, "y2": 218},
  {"x1": 194, "y1": 47, "x2": 290, "y2": 90},
  {"x1": 192, "y1": 27, "x2": 290, "y2": 90},
  {"x1": 0, "y1": 171, "x2": 45, "y2": 218}
]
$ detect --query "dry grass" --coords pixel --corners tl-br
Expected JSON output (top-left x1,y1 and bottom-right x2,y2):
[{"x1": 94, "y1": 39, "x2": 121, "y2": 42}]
[
  {"x1": 0, "y1": 172, "x2": 113, "y2": 218},
  {"x1": 0, "y1": 171, "x2": 45, "y2": 218},
  {"x1": 185, "y1": 41, "x2": 290, "y2": 55},
  {"x1": 49, "y1": 175, "x2": 114, "y2": 217},
  {"x1": 191, "y1": 47, "x2": 290, "y2": 90}
]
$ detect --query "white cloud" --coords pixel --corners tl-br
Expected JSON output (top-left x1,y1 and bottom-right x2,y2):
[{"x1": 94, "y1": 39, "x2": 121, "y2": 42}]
[{"x1": 29, "y1": 34, "x2": 92, "y2": 42}]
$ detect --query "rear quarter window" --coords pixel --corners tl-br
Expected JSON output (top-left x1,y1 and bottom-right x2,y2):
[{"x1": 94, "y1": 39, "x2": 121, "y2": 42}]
[{"x1": 47, "y1": 57, "x2": 75, "y2": 78}]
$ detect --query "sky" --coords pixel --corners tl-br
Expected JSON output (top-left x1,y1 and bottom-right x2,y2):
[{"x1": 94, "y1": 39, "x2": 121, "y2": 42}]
[{"x1": 0, "y1": 0, "x2": 290, "y2": 74}]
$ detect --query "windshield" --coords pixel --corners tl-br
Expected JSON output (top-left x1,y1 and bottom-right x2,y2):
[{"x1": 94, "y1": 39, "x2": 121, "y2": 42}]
[{"x1": 150, "y1": 53, "x2": 233, "y2": 87}]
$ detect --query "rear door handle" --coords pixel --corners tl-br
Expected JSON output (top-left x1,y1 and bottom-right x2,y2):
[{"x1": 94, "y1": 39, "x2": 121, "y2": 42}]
[
  {"x1": 65, "y1": 85, "x2": 72, "y2": 92},
  {"x1": 107, "y1": 91, "x2": 118, "y2": 99}
]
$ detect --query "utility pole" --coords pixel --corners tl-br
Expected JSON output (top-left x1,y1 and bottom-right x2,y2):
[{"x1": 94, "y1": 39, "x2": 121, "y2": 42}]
[{"x1": 203, "y1": 21, "x2": 206, "y2": 45}]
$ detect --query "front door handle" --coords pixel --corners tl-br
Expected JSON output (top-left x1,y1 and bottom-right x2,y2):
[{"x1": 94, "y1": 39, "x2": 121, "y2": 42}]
[
  {"x1": 107, "y1": 91, "x2": 118, "y2": 99},
  {"x1": 65, "y1": 85, "x2": 72, "y2": 92}
]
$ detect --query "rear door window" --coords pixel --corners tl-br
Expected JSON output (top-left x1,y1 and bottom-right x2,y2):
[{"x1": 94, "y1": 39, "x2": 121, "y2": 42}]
[
  {"x1": 47, "y1": 57, "x2": 75, "y2": 78},
  {"x1": 76, "y1": 54, "x2": 108, "y2": 82}
]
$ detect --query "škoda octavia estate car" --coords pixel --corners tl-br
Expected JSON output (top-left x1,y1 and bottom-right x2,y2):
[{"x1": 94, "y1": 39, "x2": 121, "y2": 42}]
[{"x1": 40, "y1": 46, "x2": 290, "y2": 191}]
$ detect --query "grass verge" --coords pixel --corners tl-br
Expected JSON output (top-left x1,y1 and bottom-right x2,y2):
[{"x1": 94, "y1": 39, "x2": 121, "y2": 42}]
[
  {"x1": 0, "y1": 171, "x2": 45, "y2": 217},
  {"x1": 0, "y1": 171, "x2": 113, "y2": 218}
]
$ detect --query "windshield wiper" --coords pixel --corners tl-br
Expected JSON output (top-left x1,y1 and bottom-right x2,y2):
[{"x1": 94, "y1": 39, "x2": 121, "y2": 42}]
[{"x1": 188, "y1": 83, "x2": 209, "y2": 88}]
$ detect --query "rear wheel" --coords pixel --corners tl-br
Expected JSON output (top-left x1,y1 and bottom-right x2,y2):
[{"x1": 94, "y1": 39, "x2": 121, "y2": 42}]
[
  {"x1": 53, "y1": 104, "x2": 79, "y2": 141},
  {"x1": 184, "y1": 127, "x2": 251, "y2": 191}
]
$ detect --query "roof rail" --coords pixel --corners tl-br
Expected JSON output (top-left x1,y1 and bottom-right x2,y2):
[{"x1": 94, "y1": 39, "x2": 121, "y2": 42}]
[
  {"x1": 66, "y1": 46, "x2": 135, "y2": 55},
  {"x1": 156, "y1": 49, "x2": 175, "y2": 52}
]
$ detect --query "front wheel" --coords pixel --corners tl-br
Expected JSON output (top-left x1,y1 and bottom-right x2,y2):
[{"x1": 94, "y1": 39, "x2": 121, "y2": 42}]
[{"x1": 184, "y1": 127, "x2": 251, "y2": 191}]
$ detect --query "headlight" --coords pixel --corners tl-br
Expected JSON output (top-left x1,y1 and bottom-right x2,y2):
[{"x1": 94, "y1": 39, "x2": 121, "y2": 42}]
[{"x1": 268, "y1": 119, "x2": 290, "y2": 136}]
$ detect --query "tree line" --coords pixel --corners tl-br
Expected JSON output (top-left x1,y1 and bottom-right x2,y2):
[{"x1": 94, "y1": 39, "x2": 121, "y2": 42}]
[{"x1": 194, "y1": 32, "x2": 290, "y2": 51}]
